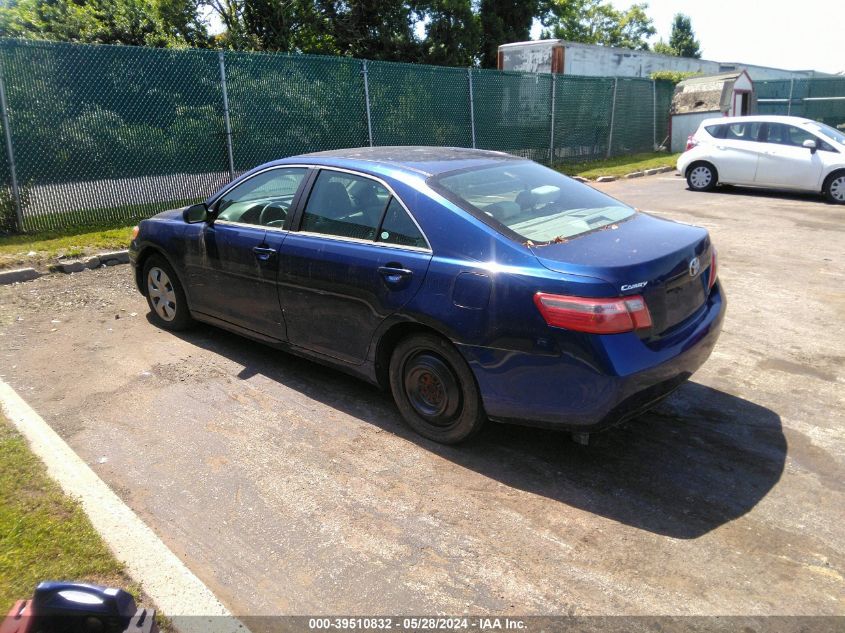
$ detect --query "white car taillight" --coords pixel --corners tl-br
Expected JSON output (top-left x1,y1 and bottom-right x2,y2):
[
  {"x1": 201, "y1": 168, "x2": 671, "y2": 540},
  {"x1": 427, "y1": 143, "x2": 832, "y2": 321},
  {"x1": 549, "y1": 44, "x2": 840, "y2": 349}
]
[{"x1": 685, "y1": 135, "x2": 698, "y2": 151}]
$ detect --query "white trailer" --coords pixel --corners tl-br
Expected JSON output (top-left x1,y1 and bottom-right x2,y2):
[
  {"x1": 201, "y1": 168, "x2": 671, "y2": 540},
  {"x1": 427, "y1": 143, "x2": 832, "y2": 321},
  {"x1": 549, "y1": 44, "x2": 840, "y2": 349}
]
[{"x1": 497, "y1": 40, "x2": 825, "y2": 81}]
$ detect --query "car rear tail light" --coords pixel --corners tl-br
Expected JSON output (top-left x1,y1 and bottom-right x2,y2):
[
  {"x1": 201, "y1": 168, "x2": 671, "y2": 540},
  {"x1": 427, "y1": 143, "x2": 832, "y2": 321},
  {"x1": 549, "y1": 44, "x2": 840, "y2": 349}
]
[
  {"x1": 708, "y1": 248, "x2": 718, "y2": 289},
  {"x1": 685, "y1": 135, "x2": 698, "y2": 151},
  {"x1": 534, "y1": 292, "x2": 652, "y2": 334}
]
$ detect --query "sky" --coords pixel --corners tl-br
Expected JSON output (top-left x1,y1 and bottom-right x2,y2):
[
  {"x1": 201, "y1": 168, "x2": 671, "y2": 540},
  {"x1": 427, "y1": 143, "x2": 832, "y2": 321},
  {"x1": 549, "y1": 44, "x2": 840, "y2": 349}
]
[{"x1": 602, "y1": 0, "x2": 843, "y2": 74}]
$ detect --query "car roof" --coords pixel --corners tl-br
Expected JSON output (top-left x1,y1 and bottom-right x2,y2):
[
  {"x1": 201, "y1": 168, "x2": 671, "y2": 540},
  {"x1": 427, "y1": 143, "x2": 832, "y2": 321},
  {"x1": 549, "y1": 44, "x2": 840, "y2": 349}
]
[
  {"x1": 700, "y1": 114, "x2": 816, "y2": 127},
  {"x1": 287, "y1": 146, "x2": 525, "y2": 177}
]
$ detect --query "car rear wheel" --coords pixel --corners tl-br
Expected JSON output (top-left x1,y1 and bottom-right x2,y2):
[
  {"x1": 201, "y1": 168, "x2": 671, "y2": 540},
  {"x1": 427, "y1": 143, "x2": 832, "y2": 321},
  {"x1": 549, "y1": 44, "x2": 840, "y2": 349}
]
[
  {"x1": 824, "y1": 171, "x2": 845, "y2": 204},
  {"x1": 142, "y1": 255, "x2": 194, "y2": 331},
  {"x1": 686, "y1": 162, "x2": 717, "y2": 192},
  {"x1": 389, "y1": 333, "x2": 485, "y2": 444}
]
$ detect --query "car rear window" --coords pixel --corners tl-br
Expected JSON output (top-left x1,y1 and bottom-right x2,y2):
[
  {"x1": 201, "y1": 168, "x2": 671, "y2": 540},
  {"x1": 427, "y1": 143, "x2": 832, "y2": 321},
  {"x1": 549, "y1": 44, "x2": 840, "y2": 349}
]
[{"x1": 429, "y1": 161, "x2": 635, "y2": 244}]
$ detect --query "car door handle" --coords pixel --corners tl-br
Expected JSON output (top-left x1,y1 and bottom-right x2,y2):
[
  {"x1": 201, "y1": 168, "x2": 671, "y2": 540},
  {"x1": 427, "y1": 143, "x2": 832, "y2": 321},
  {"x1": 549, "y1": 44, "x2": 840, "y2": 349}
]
[
  {"x1": 378, "y1": 265, "x2": 413, "y2": 286},
  {"x1": 252, "y1": 246, "x2": 276, "y2": 261}
]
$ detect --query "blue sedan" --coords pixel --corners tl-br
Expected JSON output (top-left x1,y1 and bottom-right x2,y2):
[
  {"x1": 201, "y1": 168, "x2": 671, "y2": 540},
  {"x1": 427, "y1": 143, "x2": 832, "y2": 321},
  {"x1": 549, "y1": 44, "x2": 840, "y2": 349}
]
[{"x1": 129, "y1": 147, "x2": 725, "y2": 444}]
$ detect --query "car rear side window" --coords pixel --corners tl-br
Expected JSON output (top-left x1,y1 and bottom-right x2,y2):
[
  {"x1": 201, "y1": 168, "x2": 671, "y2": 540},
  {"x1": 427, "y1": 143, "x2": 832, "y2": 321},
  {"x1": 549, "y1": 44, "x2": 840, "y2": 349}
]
[
  {"x1": 725, "y1": 122, "x2": 762, "y2": 142},
  {"x1": 301, "y1": 170, "x2": 390, "y2": 241},
  {"x1": 377, "y1": 198, "x2": 427, "y2": 249},
  {"x1": 216, "y1": 167, "x2": 307, "y2": 227},
  {"x1": 705, "y1": 124, "x2": 727, "y2": 139}
]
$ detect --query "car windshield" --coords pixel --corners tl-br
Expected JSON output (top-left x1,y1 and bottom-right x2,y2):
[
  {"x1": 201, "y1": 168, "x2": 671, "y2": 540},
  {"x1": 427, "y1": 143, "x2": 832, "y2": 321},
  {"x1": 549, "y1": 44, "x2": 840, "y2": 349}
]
[
  {"x1": 429, "y1": 161, "x2": 635, "y2": 243},
  {"x1": 806, "y1": 122, "x2": 845, "y2": 145}
]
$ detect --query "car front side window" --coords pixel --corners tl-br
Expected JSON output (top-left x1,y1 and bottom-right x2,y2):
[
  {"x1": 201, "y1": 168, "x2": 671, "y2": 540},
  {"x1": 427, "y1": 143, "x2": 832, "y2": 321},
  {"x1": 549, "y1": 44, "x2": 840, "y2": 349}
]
[
  {"x1": 300, "y1": 171, "x2": 390, "y2": 241},
  {"x1": 215, "y1": 167, "x2": 307, "y2": 227}
]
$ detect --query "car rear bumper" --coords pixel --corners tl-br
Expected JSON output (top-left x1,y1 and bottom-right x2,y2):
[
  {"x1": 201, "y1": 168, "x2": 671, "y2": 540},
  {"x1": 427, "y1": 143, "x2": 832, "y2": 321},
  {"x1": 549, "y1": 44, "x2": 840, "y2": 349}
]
[{"x1": 457, "y1": 282, "x2": 726, "y2": 431}]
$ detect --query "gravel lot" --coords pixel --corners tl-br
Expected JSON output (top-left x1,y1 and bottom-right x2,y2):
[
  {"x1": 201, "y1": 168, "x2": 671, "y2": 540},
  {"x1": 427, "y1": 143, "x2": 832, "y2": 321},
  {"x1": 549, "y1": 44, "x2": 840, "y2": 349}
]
[{"x1": 0, "y1": 174, "x2": 842, "y2": 617}]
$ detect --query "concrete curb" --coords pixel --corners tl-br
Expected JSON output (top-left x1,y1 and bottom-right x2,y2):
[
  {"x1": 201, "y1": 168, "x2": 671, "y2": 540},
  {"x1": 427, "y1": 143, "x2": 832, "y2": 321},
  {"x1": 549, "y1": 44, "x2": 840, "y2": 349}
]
[
  {"x1": 4, "y1": 250, "x2": 130, "y2": 279},
  {"x1": 0, "y1": 379, "x2": 250, "y2": 633},
  {"x1": 625, "y1": 171, "x2": 644, "y2": 179},
  {"x1": 595, "y1": 176, "x2": 617, "y2": 183},
  {"x1": 0, "y1": 267, "x2": 43, "y2": 285}
]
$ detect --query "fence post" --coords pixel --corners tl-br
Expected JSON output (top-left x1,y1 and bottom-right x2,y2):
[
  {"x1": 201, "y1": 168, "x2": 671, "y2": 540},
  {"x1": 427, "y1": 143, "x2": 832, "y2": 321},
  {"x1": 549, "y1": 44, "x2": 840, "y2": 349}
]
[
  {"x1": 218, "y1": 51, "x2": 235, "y2": 181},
  {"x1": 787, "y1": 78, "x2": 794, "y2": 116},
  {"x1": 607, "y1": 77, "x2": 618, "y2": 159},
  {"x1": 549, "y1": 73, "x2": 556, "y2": 165},
  {"x1": 0, "y1": 61, "x2": 23, "y2": 233},
  {"x1": 652, "y1": 79, "x2": 657, "y2": 150},
  {"x1": 468, "y1": 68, "x2": 476, "y2": 149},
  {"x1": 362, "y1": 60, "x2": 374, "y2": 147}
]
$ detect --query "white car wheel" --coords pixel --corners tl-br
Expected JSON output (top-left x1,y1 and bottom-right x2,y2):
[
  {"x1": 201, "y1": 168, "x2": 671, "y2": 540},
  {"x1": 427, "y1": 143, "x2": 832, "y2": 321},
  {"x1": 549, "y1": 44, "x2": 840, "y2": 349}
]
[
  {"x1": 827, "y1": 173, "x2": 845, "y2": 204},
  {"x1": 687, "y1": 164, "x2": 716, "y2": 192}
]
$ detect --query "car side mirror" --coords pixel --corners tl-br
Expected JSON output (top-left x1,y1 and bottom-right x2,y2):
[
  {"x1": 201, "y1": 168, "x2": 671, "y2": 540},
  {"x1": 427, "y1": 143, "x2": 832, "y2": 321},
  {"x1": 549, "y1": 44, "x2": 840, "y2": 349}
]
[
  {"x1": 803, "y1": 139, "x2": 817, "y2": 154},
  {"x1": 183, "y1": 202, "x2": 209, "y2": 223}
]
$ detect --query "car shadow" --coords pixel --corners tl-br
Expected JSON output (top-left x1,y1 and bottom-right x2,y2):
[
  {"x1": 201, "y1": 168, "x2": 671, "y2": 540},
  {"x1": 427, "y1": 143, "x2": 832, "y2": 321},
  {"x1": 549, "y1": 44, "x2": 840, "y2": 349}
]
[
  {"x1": 165, "y1": 319, "x2": 787, "y2": 540},
  {"x1": 712, "y1": 185, "x2": 827, "y2": 204}
]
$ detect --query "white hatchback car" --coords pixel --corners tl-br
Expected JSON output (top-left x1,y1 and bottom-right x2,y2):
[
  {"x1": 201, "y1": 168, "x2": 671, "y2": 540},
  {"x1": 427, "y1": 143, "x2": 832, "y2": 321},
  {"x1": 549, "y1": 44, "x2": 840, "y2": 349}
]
[{"x1": 677, "y1": 115, "x2": 845, "y2": 204}]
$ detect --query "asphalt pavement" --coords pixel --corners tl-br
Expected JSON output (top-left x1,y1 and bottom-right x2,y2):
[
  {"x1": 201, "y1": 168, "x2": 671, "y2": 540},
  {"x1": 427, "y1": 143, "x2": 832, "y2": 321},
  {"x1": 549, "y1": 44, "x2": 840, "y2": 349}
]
[{"x1": 0, "y1": 174, "x2": 842, "y2": 617}]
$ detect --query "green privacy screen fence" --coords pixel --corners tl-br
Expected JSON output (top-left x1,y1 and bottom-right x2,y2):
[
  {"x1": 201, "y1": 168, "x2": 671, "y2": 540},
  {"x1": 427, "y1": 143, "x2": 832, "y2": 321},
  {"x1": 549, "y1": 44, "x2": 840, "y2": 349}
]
[
  {"x1": 0, "y1": 39, "x2": 678, "y2": 233},
  {"x1": 756, "y1": 77, "x2": 845, "y2": 127}
]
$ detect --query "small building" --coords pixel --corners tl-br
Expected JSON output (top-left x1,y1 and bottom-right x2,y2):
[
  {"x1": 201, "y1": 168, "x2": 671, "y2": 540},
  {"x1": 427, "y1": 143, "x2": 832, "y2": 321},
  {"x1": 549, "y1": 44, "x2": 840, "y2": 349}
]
[{"x1": 669, "y1": 71, "x2": 755, "y2": 152}]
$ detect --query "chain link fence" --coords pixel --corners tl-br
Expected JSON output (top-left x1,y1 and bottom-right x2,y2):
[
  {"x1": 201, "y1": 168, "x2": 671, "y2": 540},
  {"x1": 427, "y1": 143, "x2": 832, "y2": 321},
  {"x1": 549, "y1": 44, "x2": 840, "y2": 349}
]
[
  {"x1": 757, "y1": 77, "x2": 845, "y2": 130},
  {"x1": 0, "y1": 38, "x2": 680, "y2": 233}
]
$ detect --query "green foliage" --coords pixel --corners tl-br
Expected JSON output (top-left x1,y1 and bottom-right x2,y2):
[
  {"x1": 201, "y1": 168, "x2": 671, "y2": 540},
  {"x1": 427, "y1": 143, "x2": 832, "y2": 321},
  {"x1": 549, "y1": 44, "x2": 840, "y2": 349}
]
[
  {"x1": 0, "y1": 0, "x2": 208, "y2": 47},
  {"x1": 478, "y1": 0, "x2": 538, "y2": 68},
  {"x1": 0, "y1": 184, "x2": 27, "y2": 234},
  {"x1": 539, "y1": 0, "x2": 656, "y2": 51},
  {"x1": 0, "y1": 221, "x2": 137, "y2": 268},
  {"x1": 0, "y1": 417, "x2": 127, "y2": 611},
  {"x1": 555, "y1": 151, "x2": 679, "y2": 178},
  {"x1": 654, "y1": 13, "x2": 701, "y2": 58},
  {"x1": 418, "y1": 0, "x2": 480, "y2": 67},
  {"x1": 0, "y1": 0, "x2": 674, "y2": 67},
  {"x1": 650, "y1": 70, "x2": 700, "y2": 84}
]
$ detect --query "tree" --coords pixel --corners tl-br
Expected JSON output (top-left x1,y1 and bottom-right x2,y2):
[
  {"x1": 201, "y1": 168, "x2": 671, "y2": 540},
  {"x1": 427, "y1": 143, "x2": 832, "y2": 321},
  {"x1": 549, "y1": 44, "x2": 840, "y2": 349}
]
[
  {"x1": 654, "y1": 13, "x2": 701, "y2": 58},
  {"x1": 478, "y1": 0, "x2": 539, "y2": 68},
  {"x1": 417, "y1": 0, "x2": 480, "y2": 67},
  {"x1": 0, "y1": 0, "x2": 208, "y2": 47},
  {"x1": 540, "y1": 0, "x2": 655, "y2": 51}
]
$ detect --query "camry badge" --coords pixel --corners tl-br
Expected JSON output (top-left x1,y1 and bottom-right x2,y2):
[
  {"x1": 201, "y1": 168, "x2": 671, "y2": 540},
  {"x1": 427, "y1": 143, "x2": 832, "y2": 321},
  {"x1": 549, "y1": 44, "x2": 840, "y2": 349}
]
[{"x1": 689, "y1": 257, "x2": 701, "y2": 277}]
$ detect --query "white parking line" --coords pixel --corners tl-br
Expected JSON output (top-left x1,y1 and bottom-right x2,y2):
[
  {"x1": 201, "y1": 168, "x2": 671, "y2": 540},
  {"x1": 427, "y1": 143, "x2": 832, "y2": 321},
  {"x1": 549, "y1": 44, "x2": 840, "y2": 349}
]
[{"x1": 0, "y1": 379, "x2": 250, "y2": 633}]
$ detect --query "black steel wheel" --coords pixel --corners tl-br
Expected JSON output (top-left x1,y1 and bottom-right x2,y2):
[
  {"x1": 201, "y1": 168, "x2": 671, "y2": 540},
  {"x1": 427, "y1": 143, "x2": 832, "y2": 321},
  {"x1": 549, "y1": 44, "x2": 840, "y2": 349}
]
[{"x1": 389, "y1": 333, "x2": 485, "y2": 444}]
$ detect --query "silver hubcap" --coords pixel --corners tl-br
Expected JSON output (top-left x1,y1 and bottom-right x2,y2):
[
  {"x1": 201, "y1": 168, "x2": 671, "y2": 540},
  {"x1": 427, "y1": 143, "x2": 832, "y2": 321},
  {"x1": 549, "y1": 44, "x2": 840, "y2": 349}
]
[
  {"x1": 147, "y1": 267, "x2": 177, "y2": 322},
  {"x1": 830, "y1": 176, "x2": 845, "y2": 202},
  {"x1": 690, "y1": 166, "x2": 712, "y2": 189}
]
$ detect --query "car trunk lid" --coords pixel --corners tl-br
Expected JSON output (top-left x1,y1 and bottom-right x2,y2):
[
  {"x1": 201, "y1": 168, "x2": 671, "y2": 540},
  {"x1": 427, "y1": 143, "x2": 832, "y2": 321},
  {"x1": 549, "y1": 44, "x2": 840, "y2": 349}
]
[{"x1": 530, "y1": 213, "x2": 713, "y2": 336}]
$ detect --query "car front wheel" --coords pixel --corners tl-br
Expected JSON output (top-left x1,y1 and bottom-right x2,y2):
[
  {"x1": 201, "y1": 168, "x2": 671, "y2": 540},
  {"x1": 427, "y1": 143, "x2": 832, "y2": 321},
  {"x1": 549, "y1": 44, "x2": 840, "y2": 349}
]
[
  {"x1": 389, "y1": 333, "x2": 486, "y2": 444},
  {"x1": 824, "y1": 171, "x2": 845, "y2": 204},
  {"x1": 142, "y1": 255, "x2": 194, "y2": 330},
  {"x1": 686, "y1": 162, "x2": 718, "y2": 192}
]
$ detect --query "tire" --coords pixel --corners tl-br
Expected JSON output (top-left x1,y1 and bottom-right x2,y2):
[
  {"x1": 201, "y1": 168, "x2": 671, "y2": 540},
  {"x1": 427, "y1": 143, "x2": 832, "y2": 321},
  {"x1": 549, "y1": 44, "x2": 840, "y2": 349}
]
[
  {"x1": 823, "y1": 170, "x2": 845, "y2": 205},
  {"x1": 686, "y1": 162, "x2": 718, "y2": 192},
  {"x1": 142, "y1": 255, "x2": 194, "y2": 331},
  {"x1": 389, "y1": 333, "x2": 485, "y2": 444}
]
